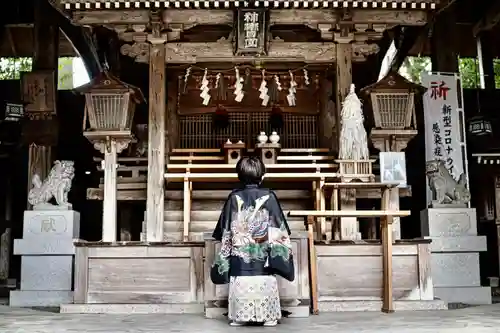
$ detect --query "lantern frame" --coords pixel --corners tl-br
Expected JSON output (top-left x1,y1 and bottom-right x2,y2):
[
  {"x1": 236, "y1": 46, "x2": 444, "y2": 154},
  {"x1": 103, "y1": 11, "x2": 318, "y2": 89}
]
[
  {"x1": 468, "y1": 115, "x2": 492, "y2": 136},
  {"x1": 361, "y1": 71, "x2": 426, "y2": 130},
  {"x1": 81, "y1": 72, "x2": 144, "y2": 136},
  {"x1": 4, "y1": 102, "x2": 24, "y2": 122}
]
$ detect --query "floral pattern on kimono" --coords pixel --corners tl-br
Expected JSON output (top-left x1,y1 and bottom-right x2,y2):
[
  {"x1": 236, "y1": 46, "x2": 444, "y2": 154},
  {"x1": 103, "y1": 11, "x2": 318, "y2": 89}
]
[{"x1": 213, "y1": 192, "x2": 292, "y2": 277}]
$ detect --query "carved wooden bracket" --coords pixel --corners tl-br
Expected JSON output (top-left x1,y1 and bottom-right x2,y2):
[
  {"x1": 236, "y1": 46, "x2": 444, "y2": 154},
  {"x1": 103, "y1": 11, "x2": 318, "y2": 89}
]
[
  {"x1": 120, "y1": 39, "x2": 379, "y2": 63},
  {"x1": 91, "y1": 138, "x2": 132, "y2": 155},
  {"x1": 83, "y1": 131, "x2": 134, "y2": 154},
  {"x1": 369, "y1": 129, "x2": 418, "y2": 152}
]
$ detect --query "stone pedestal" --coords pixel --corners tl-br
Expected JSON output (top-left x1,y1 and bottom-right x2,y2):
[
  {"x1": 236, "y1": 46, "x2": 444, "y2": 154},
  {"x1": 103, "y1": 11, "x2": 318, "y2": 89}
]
[
  {"x1": 420, "y1": 208, "x2": 491, "y2": 304},
  {"x1": 10, "y1": 210, "x2": 80, "y2": 306}
]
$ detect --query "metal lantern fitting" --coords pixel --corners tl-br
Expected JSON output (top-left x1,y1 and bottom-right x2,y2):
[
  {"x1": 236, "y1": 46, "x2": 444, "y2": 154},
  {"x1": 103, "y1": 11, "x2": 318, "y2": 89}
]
[
  {"x1": 468, "y1": 115, "x2": 492, "y2": 136},
  {"x1": 361, "y1": 71, "x2": 426, "y2": 130},
  {"x1": 4, "y1": 102, "x2": 24, "y2": 122},
  {"x1": 82, "y1": 72, "x2": 144, "y2": 134}
]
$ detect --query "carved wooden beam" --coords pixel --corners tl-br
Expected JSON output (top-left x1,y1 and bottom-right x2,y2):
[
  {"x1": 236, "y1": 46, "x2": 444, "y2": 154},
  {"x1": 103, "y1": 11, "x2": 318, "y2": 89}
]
[
  {"x1": 73, "y1": 8, "x2": 429, "y2": 29},
  {"x1": 271, "y1": 9, "x2": 428, "y2": 27},
  {"x1": 120, "y1": 39, "x2": 379, "y2": 63},
  {"x1": 473, "y1": 1, "x2": 500, "y2": 36}
]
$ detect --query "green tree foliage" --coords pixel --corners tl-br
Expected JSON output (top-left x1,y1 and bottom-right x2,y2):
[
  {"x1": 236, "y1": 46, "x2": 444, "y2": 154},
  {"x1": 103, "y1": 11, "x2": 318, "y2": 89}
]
[
  {"x1": 0, "y1": 57, "x2": 32, "y2": 80},
  {"x1": 400, "y1": 56, "x2": 500, "y2": 89},
  {"x1": 400, "y1": 57, "x2": 431, "y2": 84},
  {"x1": 0, "y1": 57, "x2": 75, "y2": 90}
]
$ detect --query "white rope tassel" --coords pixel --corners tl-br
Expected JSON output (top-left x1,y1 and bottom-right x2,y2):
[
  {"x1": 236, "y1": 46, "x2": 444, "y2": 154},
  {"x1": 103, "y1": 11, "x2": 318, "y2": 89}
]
[
  {"x1": 259, "y1": 70, "x2": 269, "y2": 106},
  {"x1": 303, "y1": 68, "x2": 310, "y2": 85},
  {"x1": 287, "y1": 71, "x2": 297, "y2": 106},
  {"x1": 200, "y1": 68, "x2": 211, "y2": 106},
  {"x1": 338, "y1": 84, "x2": 369, "y2": 160},
  {"x1": 234, "y1": 67, "x2": 244, "y2": 102}
]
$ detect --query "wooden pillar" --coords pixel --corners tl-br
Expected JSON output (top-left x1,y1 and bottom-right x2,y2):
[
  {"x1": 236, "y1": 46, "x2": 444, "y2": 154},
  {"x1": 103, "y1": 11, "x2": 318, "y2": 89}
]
[
  {"x1": 371, "y1": 137, "x2": 412, "y2": 241},
  {"x1": 0, "y1": 175, "x2": 11, "y2": 281},
  {"x1": 494, "y1": 176, "x2": 500, "y2": 276},
  {"x1": 477, "y1": 32, "x2": 496, "y2": 90},
  {"x1": 431, "y1": 10, "x2": 459, "y2": 73},
  {"x1": 102, "y1": 139, "x2": 118, "y2": 242},
  {"x1": 145, "y1": 32, "x2": 166, "y2": 242},
  {"x1": 335, "y1": 32, "x2": 359, "y2": 240},
  {"x1": 381, "y1": 188, "x2": 394, "y2": 313},
  {"x1": 25, "y1": 0, "x2": 59, "y2": 205}
]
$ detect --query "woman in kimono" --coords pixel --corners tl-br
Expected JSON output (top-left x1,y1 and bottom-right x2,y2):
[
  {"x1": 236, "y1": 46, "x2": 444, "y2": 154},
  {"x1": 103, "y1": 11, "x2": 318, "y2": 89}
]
[{"x1": 212, "y1": 157, "x2": 294, "y2": 327}]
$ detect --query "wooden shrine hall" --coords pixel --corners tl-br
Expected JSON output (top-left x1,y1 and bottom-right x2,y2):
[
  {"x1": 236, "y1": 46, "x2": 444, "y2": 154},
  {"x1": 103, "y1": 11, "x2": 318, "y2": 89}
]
[{"x1": 44, "y1": 0, "x2": 447, "y2": 314}]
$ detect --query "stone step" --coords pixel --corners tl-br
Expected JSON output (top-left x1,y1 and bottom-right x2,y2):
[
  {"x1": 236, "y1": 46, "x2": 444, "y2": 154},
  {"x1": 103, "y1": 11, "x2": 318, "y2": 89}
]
[
  {"x1": 165, "y1": 189, "x2": 310, "y2": 201},
  {"x1": 318, "y1": 300, "x2": 447, "y2": 312}
]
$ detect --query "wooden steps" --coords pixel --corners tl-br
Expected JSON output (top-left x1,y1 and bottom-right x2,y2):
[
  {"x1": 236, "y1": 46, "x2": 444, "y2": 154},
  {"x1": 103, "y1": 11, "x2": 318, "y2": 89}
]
[
  {"x1": 156, "y1": 188, "x2": 314, "y2": 241},
  {"x1": 164, "y1": 189, "x2": 311, "y2": 200},
  {"x1": 164, "y1": 200, "x2": 307, "y2": 211},
  {"x1": 162, "y1": 210, "x2": 309, "y2": 241}
]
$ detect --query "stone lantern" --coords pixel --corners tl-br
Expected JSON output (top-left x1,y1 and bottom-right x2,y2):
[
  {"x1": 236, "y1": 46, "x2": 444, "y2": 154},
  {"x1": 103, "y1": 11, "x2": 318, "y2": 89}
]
[
  {"x1": 81, "y1": 72, "x2": 144, "y2": 242},
  {"x1": 360, "y1": 71, "x2": 425, "y2": 240}
]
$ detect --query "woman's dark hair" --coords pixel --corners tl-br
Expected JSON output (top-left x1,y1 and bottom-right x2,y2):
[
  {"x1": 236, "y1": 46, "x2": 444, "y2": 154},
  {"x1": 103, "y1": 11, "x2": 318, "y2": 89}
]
[{"x1": 236, "y1": 156, "x2": 266, "y2": 185}]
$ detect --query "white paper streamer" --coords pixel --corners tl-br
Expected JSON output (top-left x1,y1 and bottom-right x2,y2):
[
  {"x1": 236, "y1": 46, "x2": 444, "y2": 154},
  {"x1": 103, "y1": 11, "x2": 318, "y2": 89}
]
[
  {"x1": 287, "y1": 71, "x2": 297, "y2": 106},
  {"x1": 259, "y1": 70, "x2": 269, "y2": 106},
  {"x1": 234, "y1": 67, "x2": 244, "y2": 103},
  {"x1": 274, "y1": 75, "x2": 282, "y2": 92},
  {"x1": 184, "y1": 66, "x2": 192, "y2": 85},
  {"x1": 200, "y1": 68, "x2": 211, "y2": 106},
  {"x1": 303, "y1": 68, "x2": 310, "y2": 86},
  {"x1": 215, "y1": 72, "x2": 221, "y2": 88}
]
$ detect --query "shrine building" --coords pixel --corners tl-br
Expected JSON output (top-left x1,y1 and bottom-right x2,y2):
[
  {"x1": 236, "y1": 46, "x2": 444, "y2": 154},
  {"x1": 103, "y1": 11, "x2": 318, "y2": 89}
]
[{"x1": 0, "y1": 0, "x2": 500, "y2": 315}]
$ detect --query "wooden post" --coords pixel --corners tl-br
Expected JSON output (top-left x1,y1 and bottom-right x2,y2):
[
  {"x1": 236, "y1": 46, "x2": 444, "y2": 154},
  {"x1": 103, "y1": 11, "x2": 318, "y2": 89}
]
[
  {"x1": 431, "y1": 10, "x2": 459, "y2": 73},
  {"x1": 494, "y1": 176, "x2": 500, "y2": 277},
  {"x1": 146, "y1": 31, "x2": 167, "y2": 242},
  {"x1": 334, "y1": 32, "x2": 359, "y2": 240},
  {"x1": 0, "y1": 175, "x2": 11, "y2": 281},
  {"x1": 102, "y1": 139, "x2": 118, "y2": 242},
  {"x1": 306, "y1": 216, "x2": 319, "y2": 315},
  {"x1": 381, "y1": 188, "x2": 394, "y2": 313},
  {"x1": 477, "y1": 32, "x2": 495, "y2": 90},
  {"x1": 25, "y1": 0, "x2": 59, "y2": 206}
]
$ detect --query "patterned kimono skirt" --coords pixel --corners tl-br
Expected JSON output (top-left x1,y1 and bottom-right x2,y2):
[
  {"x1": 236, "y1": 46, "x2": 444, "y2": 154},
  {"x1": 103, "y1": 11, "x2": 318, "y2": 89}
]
[{"x1": 228, "y1": 275, "x2": 282, "y2": 323}]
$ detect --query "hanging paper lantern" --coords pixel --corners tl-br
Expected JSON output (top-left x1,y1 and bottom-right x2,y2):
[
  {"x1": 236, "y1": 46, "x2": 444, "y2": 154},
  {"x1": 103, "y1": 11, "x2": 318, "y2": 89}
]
[{"x1": 213, "y1": 104, "x2": 229, "y2": 130}]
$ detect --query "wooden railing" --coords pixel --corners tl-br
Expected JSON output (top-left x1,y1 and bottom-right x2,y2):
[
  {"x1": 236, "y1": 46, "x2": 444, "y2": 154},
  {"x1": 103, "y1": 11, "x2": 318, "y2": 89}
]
[
  {"x1": 289, "y1": 182, "x2": 410, "y2": 314},
  {"x1": 164, "y1": 148, "x2": 339, "y2": 241}
]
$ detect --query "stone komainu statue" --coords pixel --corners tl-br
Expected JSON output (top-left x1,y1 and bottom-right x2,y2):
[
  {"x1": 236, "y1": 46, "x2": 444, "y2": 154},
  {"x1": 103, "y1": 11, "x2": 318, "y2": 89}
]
[
  {"x1": 28, "y1": 160, "x2": 75, "y2": 210},
  {"x1": 425, "y1": 159, "x2": 470, "y2": 206}
]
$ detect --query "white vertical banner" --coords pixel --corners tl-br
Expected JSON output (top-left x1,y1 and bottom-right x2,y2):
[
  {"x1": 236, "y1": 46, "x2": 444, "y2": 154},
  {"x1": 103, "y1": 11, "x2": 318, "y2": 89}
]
[{"x1": 421, "y1": 72, "x2": 469, "y2": 205}]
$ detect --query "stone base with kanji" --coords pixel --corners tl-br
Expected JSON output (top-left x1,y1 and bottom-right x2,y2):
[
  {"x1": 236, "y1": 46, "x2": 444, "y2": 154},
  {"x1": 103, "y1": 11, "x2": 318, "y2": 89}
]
[
  {"x1": 9, "y1": 210, "x2": 80, "y2": 307},
  {"x1": 420, "y1": 208, "x2": 491, "y2": 305}
]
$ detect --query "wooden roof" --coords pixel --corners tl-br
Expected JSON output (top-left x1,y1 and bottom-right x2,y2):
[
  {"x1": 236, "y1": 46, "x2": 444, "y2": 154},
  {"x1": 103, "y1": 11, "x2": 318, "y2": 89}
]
[
  {"x1": 407, "y1": 0, "x2": 500, "y2": 58},
  {"x1": 58, "y1": 0, "x2": 440, "y2": 10},
  {"x1": 0, "y1": 25, "x2": 77, "y2": 57}
]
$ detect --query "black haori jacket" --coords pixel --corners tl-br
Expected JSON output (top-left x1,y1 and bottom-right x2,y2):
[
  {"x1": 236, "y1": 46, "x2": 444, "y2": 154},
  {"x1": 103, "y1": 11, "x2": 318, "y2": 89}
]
[{"x1": 211, "y1": 185, "x2": 294, "y2": 280}]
